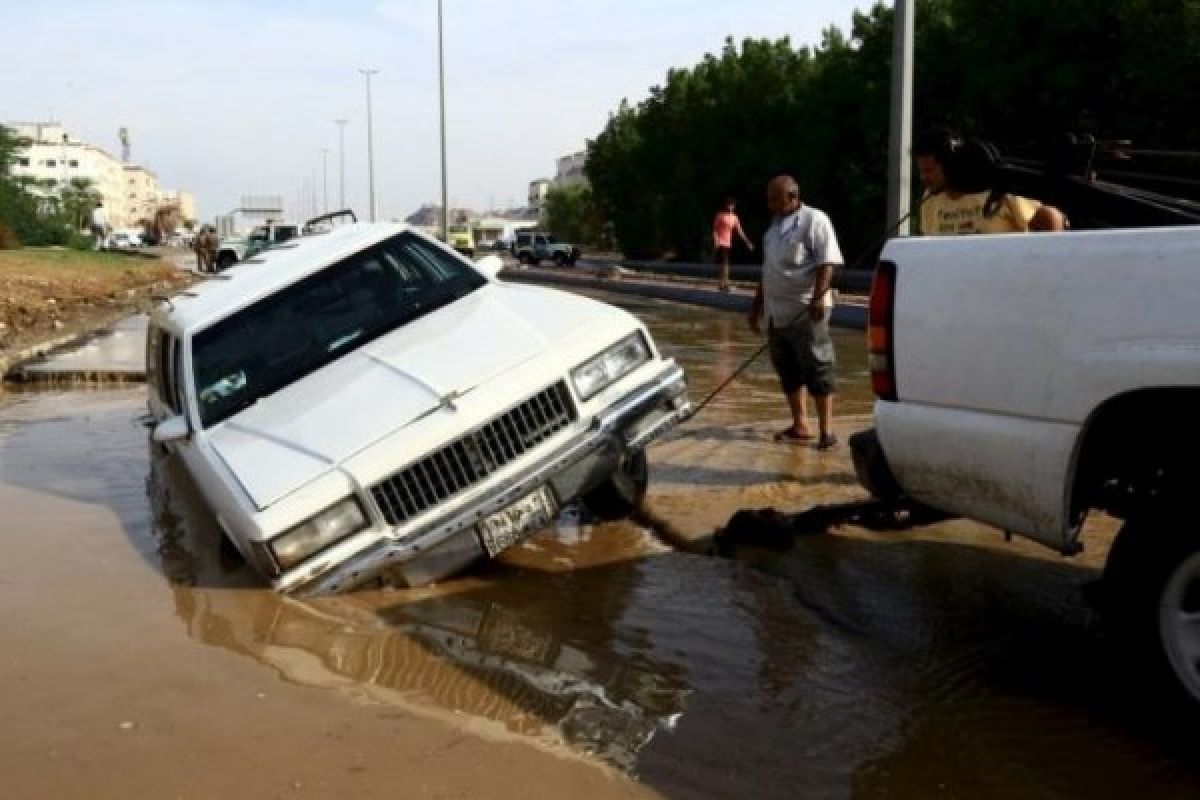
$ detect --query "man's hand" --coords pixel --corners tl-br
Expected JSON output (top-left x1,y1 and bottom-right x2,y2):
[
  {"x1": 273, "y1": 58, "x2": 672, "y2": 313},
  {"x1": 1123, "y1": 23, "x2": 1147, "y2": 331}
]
[
  {"x1": 807, "y1": 302, "x2": 826, "y2": 322},
  {"x1": 748, "y1": 306, "x2": 763, "y2": 335}
]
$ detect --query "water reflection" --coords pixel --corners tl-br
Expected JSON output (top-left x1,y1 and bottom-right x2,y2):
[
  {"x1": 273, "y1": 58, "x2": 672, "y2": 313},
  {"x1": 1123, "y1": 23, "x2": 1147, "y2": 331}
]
[{"x1": 149, "y1": 440, "x2": 689, "y2": 772}]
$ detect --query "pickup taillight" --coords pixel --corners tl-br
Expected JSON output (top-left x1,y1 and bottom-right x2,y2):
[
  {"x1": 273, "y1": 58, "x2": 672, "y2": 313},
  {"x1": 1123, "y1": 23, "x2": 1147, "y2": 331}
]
[{"x1": 868, "y1": 260, "x2": 897, "y2": 401}]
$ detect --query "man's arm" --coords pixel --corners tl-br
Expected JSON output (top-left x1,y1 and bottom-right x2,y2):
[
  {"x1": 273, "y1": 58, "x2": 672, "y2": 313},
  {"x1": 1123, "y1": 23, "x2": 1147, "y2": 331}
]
[
  {"x1": 1029, "y1": 204, "x2": 1067, "y2": 231},
  {"x1": 807, "y1": 263, "x2": 834, "y2": 321}
]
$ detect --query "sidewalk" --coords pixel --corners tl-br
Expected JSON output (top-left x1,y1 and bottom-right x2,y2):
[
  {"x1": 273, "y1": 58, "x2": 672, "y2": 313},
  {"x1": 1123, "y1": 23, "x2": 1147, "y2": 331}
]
[{"x1": 499, "y1": 263, "x2": 869, "y2": 330}]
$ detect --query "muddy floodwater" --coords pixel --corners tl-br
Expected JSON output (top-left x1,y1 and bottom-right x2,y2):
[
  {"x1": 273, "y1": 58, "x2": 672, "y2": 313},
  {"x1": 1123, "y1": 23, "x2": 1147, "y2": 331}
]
[{"x1": 1, "y1": 291, "x2": 1198, "y2": 799}]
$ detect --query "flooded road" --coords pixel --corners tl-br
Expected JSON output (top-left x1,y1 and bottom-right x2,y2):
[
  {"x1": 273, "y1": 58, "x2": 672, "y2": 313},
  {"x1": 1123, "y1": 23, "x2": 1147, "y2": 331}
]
[{"x1": 2, "y1": 292, "x2": 1198, "y2": 799}]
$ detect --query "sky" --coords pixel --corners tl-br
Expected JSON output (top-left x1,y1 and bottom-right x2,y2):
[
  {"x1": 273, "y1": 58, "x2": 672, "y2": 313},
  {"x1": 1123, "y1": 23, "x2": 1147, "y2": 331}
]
[{"x1": 1, "y1": 0, "x2": 871, "y2": 222}]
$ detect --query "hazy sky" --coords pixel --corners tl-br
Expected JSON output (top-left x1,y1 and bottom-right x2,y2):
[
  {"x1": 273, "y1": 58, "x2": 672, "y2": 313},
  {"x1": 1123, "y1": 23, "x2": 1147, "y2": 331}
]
[{"x1": 2, "y1": 0, "x2": 871, "y2": 222}]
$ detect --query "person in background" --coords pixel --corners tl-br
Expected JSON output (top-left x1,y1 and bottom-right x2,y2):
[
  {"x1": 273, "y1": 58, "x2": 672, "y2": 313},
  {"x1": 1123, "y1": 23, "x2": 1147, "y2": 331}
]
[
  {"x1": 90, "y1": 202, "x2": 109, "y2": 250},
  {"x1": 712, "y1": 197, "x2": 753, "y2": 292},
  {"x1": 913, "y1": 127, "x2": 1066, "y2": 235},
  {"x1": 201, "y1": 227, "x2": 219, "y2": 273},
  {"x1": 748, "y1": 175, "x2": 843, "y2": 451},
  {"x1": 193, "y1": 227, "x2": 209, "y2": 272}
]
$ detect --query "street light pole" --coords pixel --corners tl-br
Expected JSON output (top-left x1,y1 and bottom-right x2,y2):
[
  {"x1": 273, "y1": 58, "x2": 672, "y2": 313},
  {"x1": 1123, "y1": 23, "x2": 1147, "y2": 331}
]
[
  {"x1": 334, "y1": 119, "x2": 348, "y2": 210},
  {"x1": 886, "y1": 0, "x2": 915, "y2": 236},
  {"x1": 437, "y1": 0, "x2": 449, "y2": 241},
  {"x1": 359, "y1": 68, "x2": 380, "y2": 222},
  {"x1": 321, "y1": 147, "x2": 329, "y2": 214}
]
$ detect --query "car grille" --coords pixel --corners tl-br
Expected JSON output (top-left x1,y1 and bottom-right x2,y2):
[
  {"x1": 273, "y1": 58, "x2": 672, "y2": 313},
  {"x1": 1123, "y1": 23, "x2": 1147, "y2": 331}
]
[{"x1": 370, "y1": 382, "x2": 576, "y2": 527}]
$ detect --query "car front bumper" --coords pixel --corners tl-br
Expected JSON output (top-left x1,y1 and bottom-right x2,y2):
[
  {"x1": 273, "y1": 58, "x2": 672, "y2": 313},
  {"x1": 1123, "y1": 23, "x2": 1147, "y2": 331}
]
[{"x1": 288, "y1": 363, "x2": 691, "y2": 595}]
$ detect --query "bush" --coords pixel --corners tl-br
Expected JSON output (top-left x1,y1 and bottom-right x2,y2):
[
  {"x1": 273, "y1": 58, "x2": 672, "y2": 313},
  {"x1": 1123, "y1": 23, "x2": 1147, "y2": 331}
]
[{"x1": 0, "y1": 221, "x2": 19, "y2": 249}]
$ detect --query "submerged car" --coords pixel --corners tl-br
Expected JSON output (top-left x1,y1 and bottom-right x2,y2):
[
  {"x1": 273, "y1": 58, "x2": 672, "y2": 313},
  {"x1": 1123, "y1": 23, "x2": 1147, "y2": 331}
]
[{"x1": 146, "y1": 222, "x2": 690, "y2": 594}]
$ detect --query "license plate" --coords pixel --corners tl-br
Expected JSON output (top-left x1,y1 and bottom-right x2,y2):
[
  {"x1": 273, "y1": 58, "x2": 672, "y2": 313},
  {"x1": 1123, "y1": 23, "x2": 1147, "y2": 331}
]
[{"x1": 477, "y1": 486, "x2": 558, "y2": 557}]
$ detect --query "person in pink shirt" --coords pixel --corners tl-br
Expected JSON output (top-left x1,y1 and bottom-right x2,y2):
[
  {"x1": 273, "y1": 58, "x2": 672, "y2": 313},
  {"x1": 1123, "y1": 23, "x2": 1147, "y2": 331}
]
[{"x1": 712, "y1": 197, "x2": 753, "y2": 292}]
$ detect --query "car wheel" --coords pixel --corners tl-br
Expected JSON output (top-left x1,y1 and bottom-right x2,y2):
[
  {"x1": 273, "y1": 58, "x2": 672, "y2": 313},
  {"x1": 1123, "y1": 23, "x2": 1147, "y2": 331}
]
[
  {"x1": 518, "y1": 252, "x2": 531, "y2": 265},
  {"x1": 217, "y1": 252, "x2": 236, "y2": 270},
  {"x1": 582, "y1": 449, "x2": 648, "y2": 521},
  {"x1": 553, "y1": 252, "x2": 568, "y2": 267},
  {"x1": 1103, "y1": 508, "x2": 1200, "y2": 706}
]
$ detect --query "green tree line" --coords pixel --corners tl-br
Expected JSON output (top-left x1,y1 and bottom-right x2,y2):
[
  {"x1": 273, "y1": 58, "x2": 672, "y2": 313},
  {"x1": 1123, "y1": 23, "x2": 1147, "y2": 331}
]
[
  {"x1": 0, "y1": 124, "x2": 102, "y2": 249},
  {"x1": 585, "y1": 0, "x2": 1200, "y2": 262}
]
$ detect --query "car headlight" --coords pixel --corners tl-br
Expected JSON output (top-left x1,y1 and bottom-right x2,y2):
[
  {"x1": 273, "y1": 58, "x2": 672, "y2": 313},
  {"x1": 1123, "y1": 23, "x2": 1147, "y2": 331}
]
[
  {"x1": 571, "y1": 332, "x2": 651, "y2": 401},
  {"x1": 270, "y1": 497, "x2": 368, "y2": 571}
]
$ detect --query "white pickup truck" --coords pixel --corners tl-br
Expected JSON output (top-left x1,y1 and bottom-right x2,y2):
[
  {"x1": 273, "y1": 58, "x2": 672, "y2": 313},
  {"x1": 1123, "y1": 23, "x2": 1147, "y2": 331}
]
[{"x1": 851, "y1": 226, "x2": 1200, "y2": 703}]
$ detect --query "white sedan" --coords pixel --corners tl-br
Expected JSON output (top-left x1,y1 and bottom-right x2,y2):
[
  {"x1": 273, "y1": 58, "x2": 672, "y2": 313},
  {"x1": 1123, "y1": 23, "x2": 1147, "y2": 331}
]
[{"x1": 147, "y1": 222, "x2": 690, "y2": 593}]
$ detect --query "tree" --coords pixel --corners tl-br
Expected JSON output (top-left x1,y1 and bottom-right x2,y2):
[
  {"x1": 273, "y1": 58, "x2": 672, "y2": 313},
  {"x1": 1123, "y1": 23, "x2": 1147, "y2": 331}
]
[
  {"x1": 59, "y1": 177, "x2": 102, "y2": 233},
  {"x1": 542, "y1": 185, "x2": 604, "y2": 247}
]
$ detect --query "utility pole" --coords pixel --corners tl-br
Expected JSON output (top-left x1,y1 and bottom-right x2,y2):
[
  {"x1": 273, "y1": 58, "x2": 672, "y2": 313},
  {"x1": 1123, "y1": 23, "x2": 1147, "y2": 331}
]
[
  {"x1": 437, "y1": 0, "x2": 449, "y2": 241},
  {"x1": 334, "y1": 119, "x2": 348, "y2": 210},
  {"x1": 321, "y1": 147, "x2": 329, "y2": 214},
  {"x1": 359, "y1": 68, "x2": 380, "y2": 221},
  {"x1": 887, "y1": 0, "x2": 915, "y2": 236}
]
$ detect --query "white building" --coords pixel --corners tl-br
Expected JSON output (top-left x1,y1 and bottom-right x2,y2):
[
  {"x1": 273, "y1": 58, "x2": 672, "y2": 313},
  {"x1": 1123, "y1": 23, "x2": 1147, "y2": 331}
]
[
  {"x1": 5, "y1": 121, "x2": 196, "y2": 230},
  {"x1": 528, "y1": 179, "x2": 551, "y2": 210},
  {"x1": 552, "y1": 150, "x2": 587, "y2": 190}
]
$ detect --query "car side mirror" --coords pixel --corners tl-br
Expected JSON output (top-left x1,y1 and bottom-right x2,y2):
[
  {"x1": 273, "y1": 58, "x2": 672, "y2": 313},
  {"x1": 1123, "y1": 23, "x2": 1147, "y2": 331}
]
[
  {"x1": 475, "y1": 254, "x2": 504, "y2": 278},
  {"x1": 152, "y1": 414, "x2": 190, "y2": 444}
]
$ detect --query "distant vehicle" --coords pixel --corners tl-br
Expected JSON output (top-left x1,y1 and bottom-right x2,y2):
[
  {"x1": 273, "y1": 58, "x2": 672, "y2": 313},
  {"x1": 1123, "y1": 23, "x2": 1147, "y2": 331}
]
[
  {"x1": 107, "y1": 231, "x2": 142, "y2": 249},
  {"x1": 216, "y1": 222, "x2": 300, "y2": 270},
  {"x1": 513, "y1": 230, "x2": 580, "y2": 267},
  {"x1": 446, "y1": 224, "x2": 475, "y2": 258},
  {"x1": 146, "y1": 221, "x2": 691, "y2": 594}
]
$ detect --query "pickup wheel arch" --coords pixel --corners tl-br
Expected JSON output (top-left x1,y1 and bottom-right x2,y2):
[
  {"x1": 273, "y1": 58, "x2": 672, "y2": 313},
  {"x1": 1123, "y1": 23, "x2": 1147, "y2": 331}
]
[{"x1": 1069, "y1": 388, "x2": 1200, "y2": 524}]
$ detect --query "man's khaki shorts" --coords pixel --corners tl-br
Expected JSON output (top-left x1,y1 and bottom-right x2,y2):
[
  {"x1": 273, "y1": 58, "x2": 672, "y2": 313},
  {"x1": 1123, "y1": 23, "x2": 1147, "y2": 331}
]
[{"x1": 767, "y1": 315, "x2": 837, "y2": 397}]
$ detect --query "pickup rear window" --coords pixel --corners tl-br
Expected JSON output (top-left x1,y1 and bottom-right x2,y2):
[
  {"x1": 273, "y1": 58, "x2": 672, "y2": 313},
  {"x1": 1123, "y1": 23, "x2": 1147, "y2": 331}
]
[{"x1": 192, "y1": 232, "x2": 486, "y2": 428}]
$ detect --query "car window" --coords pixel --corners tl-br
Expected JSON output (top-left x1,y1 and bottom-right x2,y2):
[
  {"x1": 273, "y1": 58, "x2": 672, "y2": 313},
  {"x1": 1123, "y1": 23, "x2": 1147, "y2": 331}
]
[
  {"x1": 192, "y1": 232, "x2": 488, "y2": 428},
  {"x1": 535, "y1": 236, "x2": 546, "y2": 246}
]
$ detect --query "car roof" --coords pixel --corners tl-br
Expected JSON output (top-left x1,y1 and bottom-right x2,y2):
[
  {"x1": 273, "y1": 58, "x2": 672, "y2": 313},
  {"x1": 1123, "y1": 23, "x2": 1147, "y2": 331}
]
[{"x1": 156, "y1": 222, "x2": 433, "y2": 334}]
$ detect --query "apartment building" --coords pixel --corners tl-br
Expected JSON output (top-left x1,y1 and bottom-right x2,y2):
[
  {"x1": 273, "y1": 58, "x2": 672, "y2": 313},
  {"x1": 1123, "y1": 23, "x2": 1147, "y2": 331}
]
[{"x1": 6, "y1": 121, "x2": 195, "y2": 230}]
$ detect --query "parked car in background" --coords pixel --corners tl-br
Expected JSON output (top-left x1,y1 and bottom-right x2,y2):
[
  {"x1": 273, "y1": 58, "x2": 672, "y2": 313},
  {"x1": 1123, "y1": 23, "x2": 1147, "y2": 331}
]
[
  {"x1": 147, "y1": 222, "x2": 691, "y2": 595},
  {"x1": 446, "y1": 224, "x2": 475, "y2": 258},
  {"x1": 216, "y1": 222, "x2": 300, "y2": 270},
  {"x1": 513, "y1": 231, "x2": 580, "y2": 266},
  {"x1": 106, "y1": 231, "x2": 142, "y2": 249}
]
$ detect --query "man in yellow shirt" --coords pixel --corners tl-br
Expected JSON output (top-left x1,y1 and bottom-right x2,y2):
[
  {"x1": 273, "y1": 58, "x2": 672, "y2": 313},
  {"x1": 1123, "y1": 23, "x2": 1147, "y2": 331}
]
[{"x1": 913, "y1": 128, "x2": 1066, "y2": 235}]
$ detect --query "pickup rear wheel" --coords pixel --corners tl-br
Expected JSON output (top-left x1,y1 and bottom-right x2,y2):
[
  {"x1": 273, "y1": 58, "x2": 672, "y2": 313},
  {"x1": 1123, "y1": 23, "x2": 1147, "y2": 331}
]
[
  {"x1": 582, "y1": 449, "x2": 648, "y2": 522},
  {"x1": 1103, "y1": 510, "x2": 1200, "y2": 706},
  {"x1": 553, "y1": 252, "x2": 568, "y2": 267},
  {"x1": 217, "y1": 252, "x2": 236, "y2": 270}
]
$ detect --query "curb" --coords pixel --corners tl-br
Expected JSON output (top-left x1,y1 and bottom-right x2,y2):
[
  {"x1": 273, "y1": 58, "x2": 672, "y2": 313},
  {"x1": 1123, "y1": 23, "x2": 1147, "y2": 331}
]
[
  {"x1": 499, "y1": 268, "x2": 867, "y2": 330},
  {"x1": 0, "y1": 309, "x2": 140, "y2": 380}
]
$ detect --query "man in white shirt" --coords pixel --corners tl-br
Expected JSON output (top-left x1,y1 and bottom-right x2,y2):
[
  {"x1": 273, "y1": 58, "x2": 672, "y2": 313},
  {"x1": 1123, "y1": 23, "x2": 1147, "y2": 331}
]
[{"x1": 748, "y1": 175, "x2": 843, "y2": 450}]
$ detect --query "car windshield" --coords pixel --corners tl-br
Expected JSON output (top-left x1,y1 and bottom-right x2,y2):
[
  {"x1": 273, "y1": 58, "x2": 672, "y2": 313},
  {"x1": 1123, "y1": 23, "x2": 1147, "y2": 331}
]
[
  {"x1": 192, "y1": 232, "x2": 487, "y2": 428},
  {"x1": 248, "y1": 226, "x2": 269, "y2": 243}
]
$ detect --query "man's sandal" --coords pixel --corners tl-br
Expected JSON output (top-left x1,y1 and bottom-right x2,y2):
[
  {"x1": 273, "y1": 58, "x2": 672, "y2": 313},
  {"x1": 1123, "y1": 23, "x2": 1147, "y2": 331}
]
[
  {"x1": 816, "y1": 433, "x2": 839, "y2": 451},
  {"x1": 773, "y1": 428, "x2": 816, "y2": 443}
]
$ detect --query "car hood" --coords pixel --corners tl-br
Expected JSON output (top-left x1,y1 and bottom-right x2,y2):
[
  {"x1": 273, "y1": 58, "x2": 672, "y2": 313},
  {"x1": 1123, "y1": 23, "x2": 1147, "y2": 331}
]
[{"x1": 207, "y1": 286, "x2": 581, "y2": 510}]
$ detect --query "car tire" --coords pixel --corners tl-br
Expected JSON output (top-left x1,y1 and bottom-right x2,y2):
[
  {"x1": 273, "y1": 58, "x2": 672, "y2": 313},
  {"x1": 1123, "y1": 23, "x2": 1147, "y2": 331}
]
[
  {"x1": 582, "y1": 449, "x2": 648, "y2": 521},
  {"x1": 1102, "y1": 507, "x2": 1200, "y2": 707},
  {"x1": 553, "y1": 252, "x2": 568, "y2": 267},
  {"x1": 217, "y1": 252, "x2": 237, "y2": 271},
  {"x1": 518, "y1": 252, "x2": 532, "y2": 265}
]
